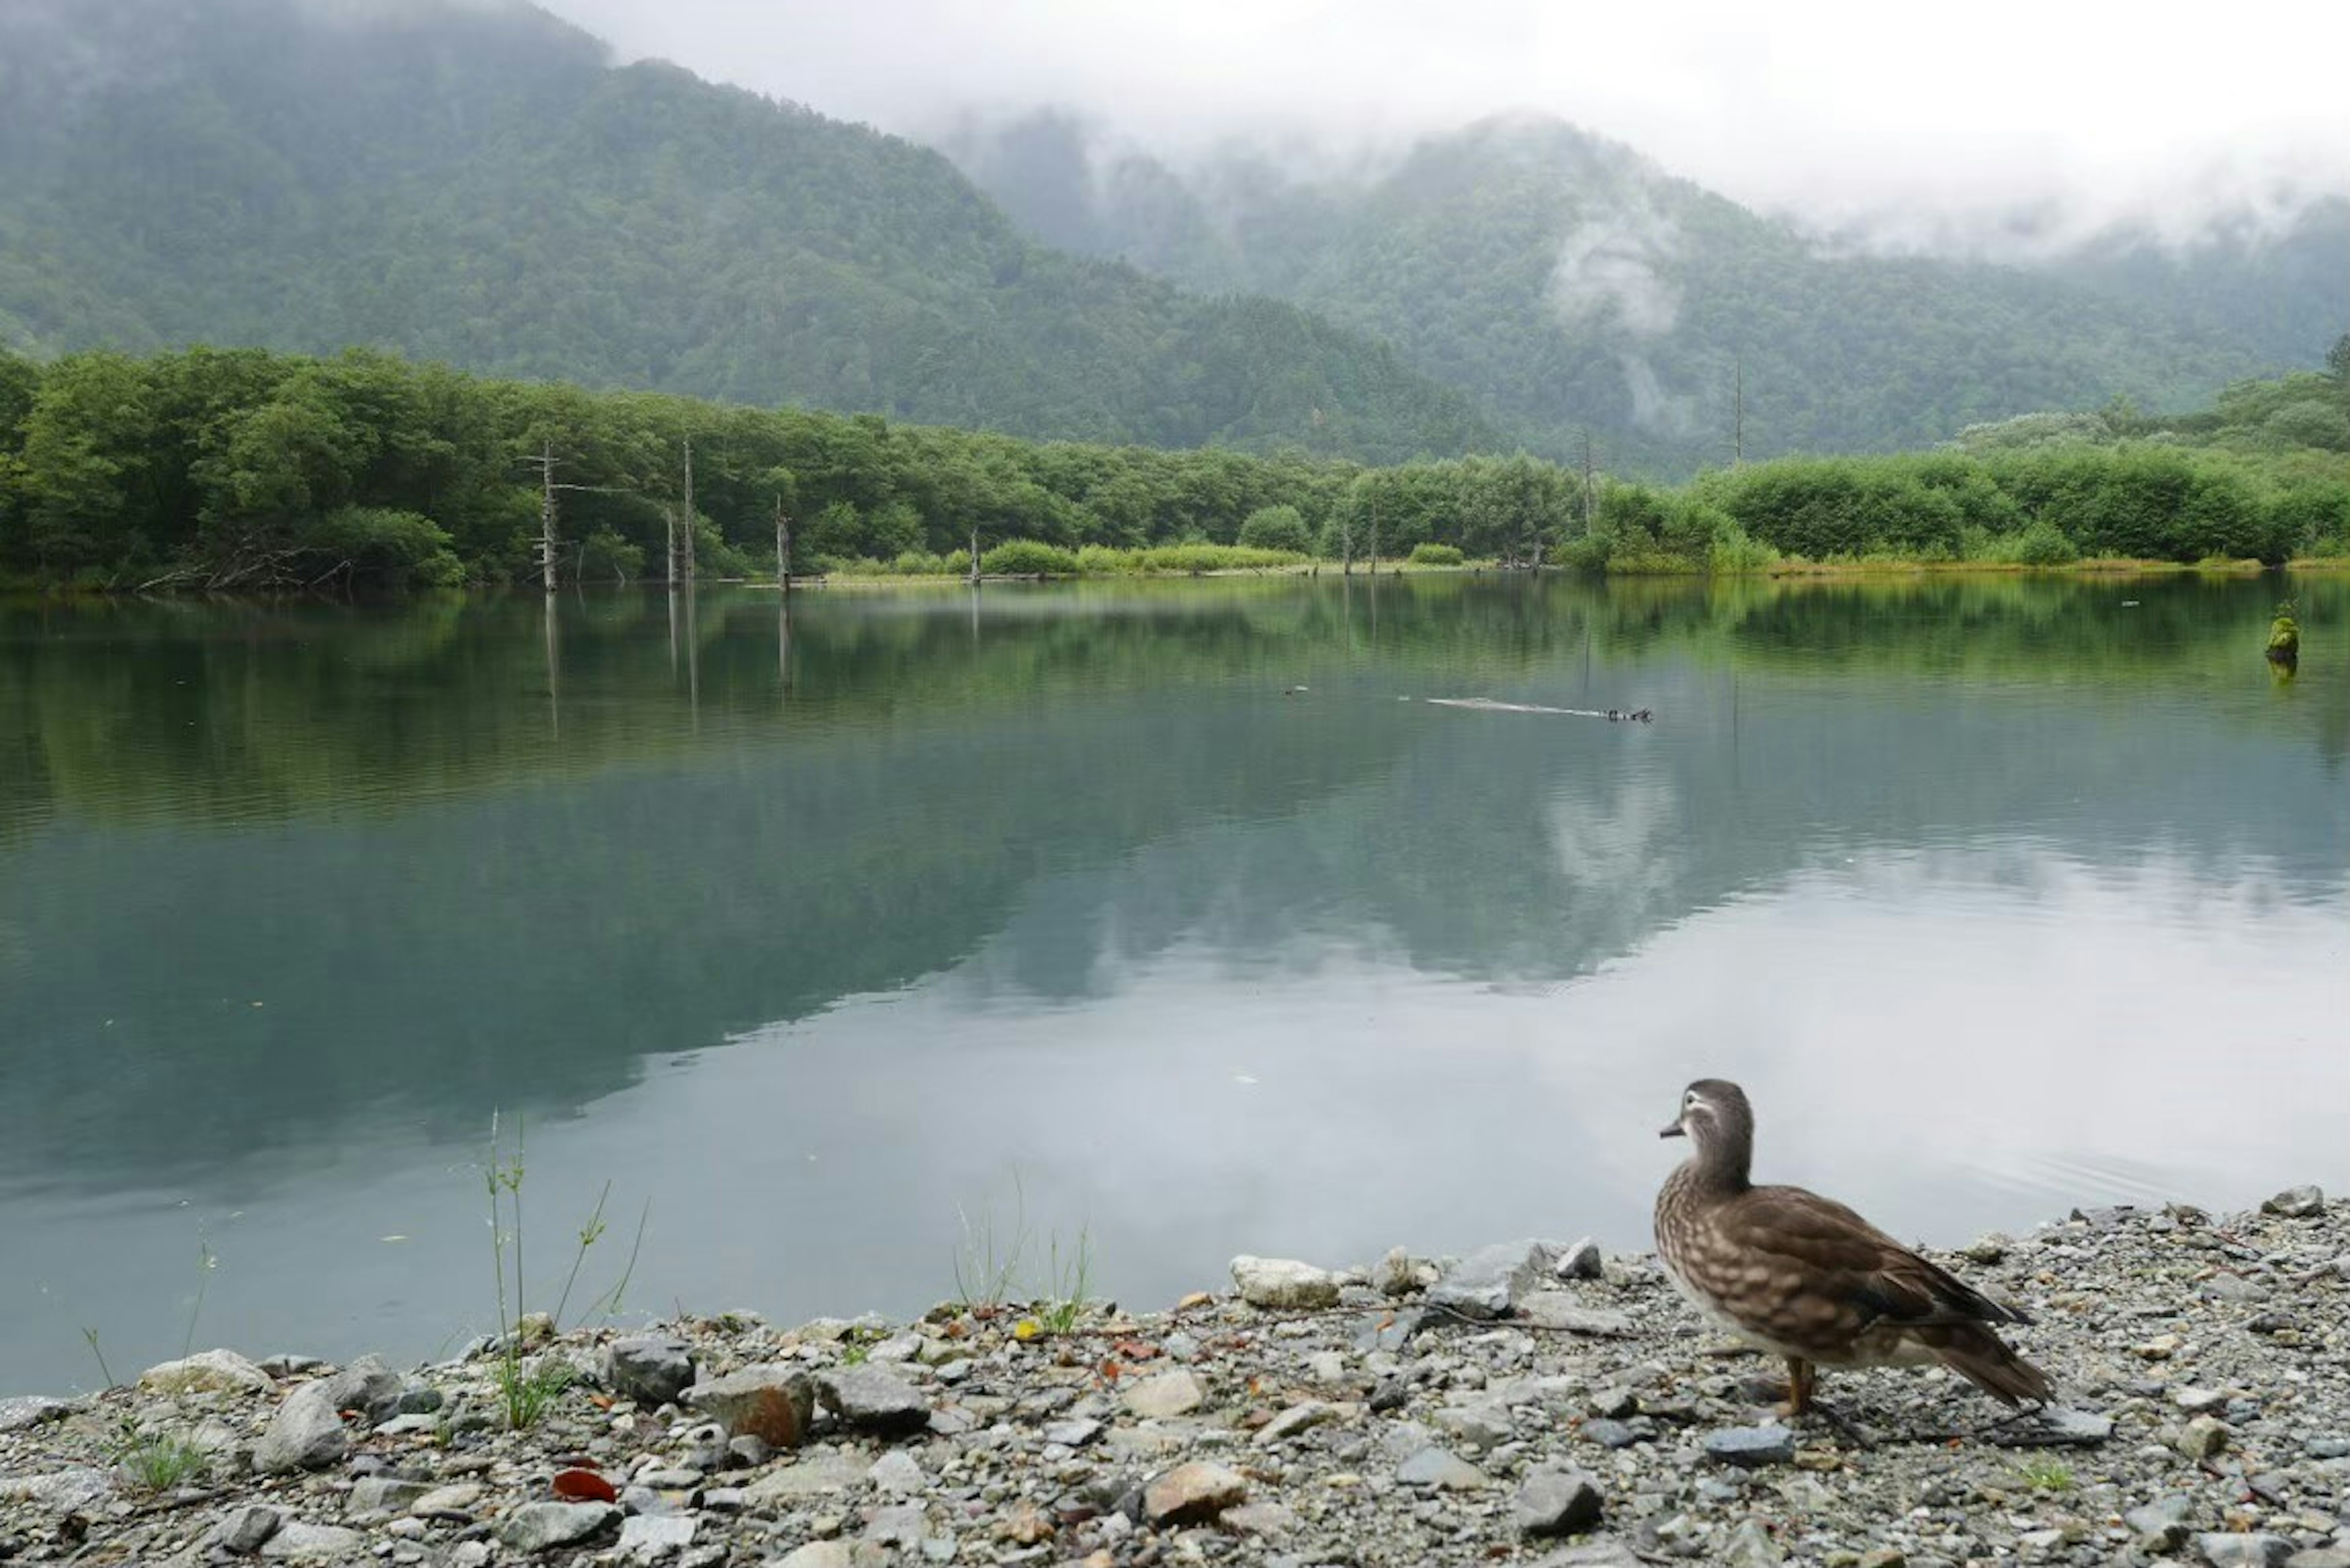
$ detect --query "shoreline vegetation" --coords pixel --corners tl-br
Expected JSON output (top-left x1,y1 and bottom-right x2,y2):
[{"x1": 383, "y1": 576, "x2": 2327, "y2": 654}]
[
  {"x1": 2, "y1": 346, "x2": 2345, "y2": 595},
  {"x1": 3, "y1": 1185, "x2": 2343, "y2": 1567}
]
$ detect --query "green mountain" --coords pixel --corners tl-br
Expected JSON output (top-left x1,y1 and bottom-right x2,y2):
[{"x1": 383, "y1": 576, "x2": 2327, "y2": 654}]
[
  {"x1": 0, "y1": 0, "x2": 1496, "y2": 463},
  {"x1": 944, "y1": 113, "x2": 2345, "y2": 470}
]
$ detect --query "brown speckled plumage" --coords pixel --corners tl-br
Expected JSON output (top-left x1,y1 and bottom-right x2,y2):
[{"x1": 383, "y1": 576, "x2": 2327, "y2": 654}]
[{"x1": 1654, "y1": 1078, "x2": 2051, "y2": 1412}]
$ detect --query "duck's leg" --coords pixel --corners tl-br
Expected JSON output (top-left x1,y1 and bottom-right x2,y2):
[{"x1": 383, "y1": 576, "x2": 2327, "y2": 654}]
[{"x1": 1786, "y1": 1357, "x2": 1814, "y2": 1416}]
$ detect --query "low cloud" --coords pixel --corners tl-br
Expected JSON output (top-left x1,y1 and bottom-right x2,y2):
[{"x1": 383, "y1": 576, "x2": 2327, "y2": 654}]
[{"x1": 540, "y1": 0, "x2": 2350, "y2": 255}]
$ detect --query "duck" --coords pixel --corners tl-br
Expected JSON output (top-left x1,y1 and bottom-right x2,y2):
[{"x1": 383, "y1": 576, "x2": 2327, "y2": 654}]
[{"x1": 1654, "y1": 1078, "x2": 2051, "y2": 1417}]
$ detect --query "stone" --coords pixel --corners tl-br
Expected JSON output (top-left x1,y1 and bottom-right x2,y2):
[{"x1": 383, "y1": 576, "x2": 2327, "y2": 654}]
[
  {"x1": 0, "y1": 1396, "x2": 73, "y2": 1432},
  {"x1": 2196, "y1": 1535, "x2": 2294, "y2": 1567},
  {"x1": 1222, "y1": 1501, "x2": 1300, "y2": 1539},
  {"x1": 1428, "y1": 1239, "x2": 1560, "y2": 1319},
  {"x1": 1356, "y1": 1307, "x2": 1431, "y2": 1354},
  {"x1": 2125, "y1": 1496, "x2": 2193, "y2": 1549},
  {"x1": 1433, "y1": 1402, "x2": 1513, "y2": 1451},
  {"x1": 0, "y1": 1467, "x2": 112, "y2": 1512},
  {"x1": 138, "y1": 1348, "x2": 273, "y2": 1395},
  {"x1": 1516, "y1": 1293, "x2": 1637, "y2": 1337},
  {"x1": 258, "y1": 1521, "x2": 368, "y2": 1561},
  {"x1": 2285, "y1": 1551, "x2": 2350, "y2": 1568},
  {"x1": 869, "y1": 1450, "x2": 925, "y2": 1494},
  {"x1": 411, "y1": 1482, "x2": 487, "y2": 1517},
  {"x1": 1142, "y1": 1461, "x2": 1248, "y2": 1524},
  {"x1": 1722, "y1": 1517, "x2": 1786, "y2": 1568},
  {"x1": 348, "y1": 1476, "x2": 432, "y2": 1517},
  {"x1": 682, "y1": 1365, "x2": 815, "y2": 1449},
  {"x1": 1581, "y1": 1418, "x2": 1639, "y2": 1449},
  {"x1": 619, "y1": 1514, "x2": 698, "y2": 1561},
  {"x1": 1857, "y1": 1551, "x2": 1906, "y2": 1568},
  {"x1": 1991, "y1": 1407, "x2": 2112, "y2": 1446},
  {"x1": 1528, "y1": 1546, "x2": 1644, "y2": 1568},
  {"x1": 864, "y1": 1503, "x2": 929, "y2": 1545},
  {"x1": 1256, "y1": 1401, "x2": 1338, "y2": 1444},
  {"x1": 2261, "y1": 1185, "x2": 2324, "y2": 1218},
  {"x1": 323, "y1": 1354, "x2": 404, "y2": 1421},
  {"x1": 1371, "y1": 1247, "x2": 1426, "y2": 1297},
  {"x1": 742, "y1": 1452, "x2": 871, "y2": 1508},
  {"x1": 608, "y1": 1336, "x2": 696, "y2": 1408},
  {"x1": 1231, "y1": 1256, "x2": 1341, "y2": 1309},
  {"x1": 207, "y1": 1506, "x2": 284, "y2": 1555},
  {"x1": 2177, "y1": 1415, "x2": 2231, "y2": 1459},
  {"x1": 1121, "y1": 1368, "x2": 1207, "y2": 1419},
  {"x1": 1554, "y1": 1238, "x2": 1604, "y2": 1281},
  {"x1": 253, "y1": 1382, "x2": 349, "y2": 1473},
  {"x1": 1044, "y1": 1417, "x2": 1102, "y2": 1447},
  {"x1": 775, "y1": 1547, "x2": 887, "y2": 1568},
  {"x1": 1514, "y1": 1467, "x2": 1604, "y2": 1537},
  {"x1": 1703, "y1": 1427, "x2": 1797, "y2": 1467},
  {"x1": 817, "y1": 1365, "x2": 930, "y2": 1436},
  {"x1": 1396, "y1": 1446, "x2": 1491, "y2": 1490},
  {"x1": 499, "y1": 1501, "x2": 621, "y2": 1553}
]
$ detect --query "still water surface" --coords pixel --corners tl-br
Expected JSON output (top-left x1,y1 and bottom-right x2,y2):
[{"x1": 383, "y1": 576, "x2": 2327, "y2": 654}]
[{"x1": 2, "y1": 574, "x2": 2344, "y2": 1393}]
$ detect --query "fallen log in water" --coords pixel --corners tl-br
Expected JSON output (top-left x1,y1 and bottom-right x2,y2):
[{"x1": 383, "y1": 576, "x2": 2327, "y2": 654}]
[{"x1": 1424, "y1": 696, "x2": 1652, "y2": 722}]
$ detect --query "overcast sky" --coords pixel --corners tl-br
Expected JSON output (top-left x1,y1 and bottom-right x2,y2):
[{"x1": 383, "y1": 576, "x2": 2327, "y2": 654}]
[{"x1": 538, "y1": 0, "x2": 2350, "y2": 250}]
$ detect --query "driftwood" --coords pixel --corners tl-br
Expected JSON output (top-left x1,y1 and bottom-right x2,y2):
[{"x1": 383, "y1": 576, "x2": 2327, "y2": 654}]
[{"x1": 1425, "y1": 697, "x2": 1653, "y2": 722}]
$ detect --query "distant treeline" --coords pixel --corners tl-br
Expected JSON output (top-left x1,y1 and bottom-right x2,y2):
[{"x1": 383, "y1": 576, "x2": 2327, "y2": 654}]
[{"x1": 1, "y1": 348, "x2": 2344, "y2": 590}]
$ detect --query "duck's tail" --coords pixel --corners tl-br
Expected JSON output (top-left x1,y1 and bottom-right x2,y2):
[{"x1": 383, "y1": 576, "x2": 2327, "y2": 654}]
[{"x1": 1915, "y1": 1323, "x2": 2054, "y2": 1408}]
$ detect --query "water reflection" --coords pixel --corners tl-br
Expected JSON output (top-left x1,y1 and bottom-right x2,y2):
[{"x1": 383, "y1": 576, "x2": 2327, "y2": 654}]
[{"x1": 0, "y1": 574, "x2": 2343, "y2": 1391}]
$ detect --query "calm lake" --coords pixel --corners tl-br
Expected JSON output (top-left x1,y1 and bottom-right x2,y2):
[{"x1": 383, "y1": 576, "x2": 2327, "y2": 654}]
[{"x1": 3, "y1": 573, "x2": 2345, "y2": 1395}]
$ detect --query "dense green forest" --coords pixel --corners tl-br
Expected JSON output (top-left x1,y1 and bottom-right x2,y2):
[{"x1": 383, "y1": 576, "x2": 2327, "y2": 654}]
[
  {"x1": 947, "y1": 113, "x2": 2348, "y2": 469},
  {"x1": 2, "y1": 344, "x2": 2341, "y2": 589},
  {"x1": 0, "y1": 0, "x2": 1491, "y2": 463}
]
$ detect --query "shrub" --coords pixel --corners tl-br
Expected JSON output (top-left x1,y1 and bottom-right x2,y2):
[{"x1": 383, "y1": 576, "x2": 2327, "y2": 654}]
[
  {"x1": 942, "y1": 549, "x2": 972, "y2": 577},
  {"x1": 2012, "y1": 520, "x2": 2081, "y2": 566},
  {"x1": 890, "y1": 551, "x2": 947, "y2": 575},
  {"x1": 1408, "y1": 542, "x2": 1464, "y2": 566},
  {"x1": 1236, "y1": 504, "x2": 1313, "y2": 554},
  {"x1": 979, "y1": 539, "x2": 1078, "y2": 577},
  {"x1": 2270, "y1": 483, "x2": 2350, "y2": 556},
  {"x1": 297, "y1": 507, "x2": 464, "y2": 589}
]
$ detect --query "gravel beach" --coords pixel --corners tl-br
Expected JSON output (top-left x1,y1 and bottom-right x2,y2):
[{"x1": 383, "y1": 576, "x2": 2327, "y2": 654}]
[{"x1": 4, "y1": 1188, "x2": 2344, "y2": 1568}]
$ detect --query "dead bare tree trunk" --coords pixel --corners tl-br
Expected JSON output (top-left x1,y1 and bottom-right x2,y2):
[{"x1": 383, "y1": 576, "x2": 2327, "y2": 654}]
[
  {"x1": 680, "y1": 437, "x2": 697, "y2": 584},
  {"x1": 775, "y1": 501, "x2": 791, "y2": 592},
  {"x1": 968, "y1": 526, "x2": 980, "y2": 584},
  {"x1": 664, "y1": 507, "x2": 679, "y2": 584},
  {"x1": 532, "y1": 441, "x2": 560, "y2": 592}
]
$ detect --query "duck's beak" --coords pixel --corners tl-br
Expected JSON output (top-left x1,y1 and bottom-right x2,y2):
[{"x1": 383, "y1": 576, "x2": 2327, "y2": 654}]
[{"x1": 1658, "y1": 1118, "x2": 1685, "y2": 1139}]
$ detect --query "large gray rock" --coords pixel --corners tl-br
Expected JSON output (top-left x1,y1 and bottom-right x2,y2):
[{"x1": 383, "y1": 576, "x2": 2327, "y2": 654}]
[
  {"x1": 1397, "y1": 1447, "x2": 1491, "y2": 1490},
  {"x1": 1230, "y1": 1256, "x2": 1340, "y2": 1309},
  {"x1": 499, "y1": 1502, "x2": 621, "y2": 1553},
  {"x1": 817, "y1": 1365, "x2": 930, "y2": 1436},
  {"x1": 1515, "y1": 1467, "x2": 1604, "y2": 1537},
  {"x1": 348, "y1": 1476, "x2": 433, "y2": 1518},
  {"x1": 1516, "y1": 1293, "x2": 1637, "y2": 1337},
  {"x1": 1721, "y1": 1517, "x2": 1786, "y2": 1568},
  {"x1": 619, "y1": 1514, "x2": 696, "y2": 1561},
  {"x1": 1142, "y1": 1462, "x2": 1248, "y2": 1525},
  {"x1": 253, "y1": 1383, "x2": 349, "y2": 1474},
  {"x1": 0, "y1": 1396, "x2": 74, "y2": 1433},
  {"x1": 742, "y1": 1452, "x2": 872, "y2": 1509},
  {"x1": 1703, "y1": 1427, "x2": 1796, "y2": 1467},
  {"x1": 259, "y1": 1521, "x2": 368, "y2": 1561},
  {"x1": 1553, "y1": 1238, "x2": 1604, "y2": 1282},
  {"x1": 608, "y1": 1336, "x2": 695, "y2": 1408},
  {"x1": 2126, "y1": 1496, "x2": 2193, "y2": 1551},
  {"x1": 0, "y1": 1468, "x2": 113, "y2": 1512},
  {"x1": 682, "y1": 1365, "x2": 815, "y2": 1449},
  {"x1": 2196, "y1": 1536, "x2": 2294, "y2": 1567},
  {"x1": 2261, "y1": 1185, "x2": 2323, "y2": 1218},
  {"x1": 1428, "y1": 1239, "x2": 1561, "y2": 1320},
  {"x1": 206, "y1": 1506, "x2": 283, "y2": 1555},
  {"x1": 138, "y1": 1349, "x2": 273, "y2": 1396}
]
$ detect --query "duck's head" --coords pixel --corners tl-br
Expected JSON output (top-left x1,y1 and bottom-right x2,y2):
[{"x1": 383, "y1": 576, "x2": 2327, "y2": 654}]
[{"x1": 1660, "y1": 1078, "x2": 1753, "y2": 1151}]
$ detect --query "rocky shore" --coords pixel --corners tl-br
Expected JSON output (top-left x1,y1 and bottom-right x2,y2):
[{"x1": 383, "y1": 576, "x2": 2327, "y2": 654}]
[{"x1": 4, "y1": 1188, "x2": 2344, "y2": 1568}]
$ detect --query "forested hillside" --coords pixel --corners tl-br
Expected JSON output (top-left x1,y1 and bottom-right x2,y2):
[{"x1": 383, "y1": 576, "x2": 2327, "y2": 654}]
[
  {"x1": 0, "y1": 0, "x2": 1494, "y2": 463},
  {"x1": 946, "y1": 114, "x2": 2345, "y2": 469}
]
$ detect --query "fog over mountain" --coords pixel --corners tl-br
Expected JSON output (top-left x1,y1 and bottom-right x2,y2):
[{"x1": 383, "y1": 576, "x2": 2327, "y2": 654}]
[{"x1": 542, "y1": 0, "x2": 2350, "y2": 256}]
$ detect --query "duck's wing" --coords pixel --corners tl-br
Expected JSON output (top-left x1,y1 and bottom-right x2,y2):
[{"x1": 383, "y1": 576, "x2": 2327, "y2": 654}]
[{"x1": 1718, "y1": 1185, "x2": 2032, "y2": 1331}]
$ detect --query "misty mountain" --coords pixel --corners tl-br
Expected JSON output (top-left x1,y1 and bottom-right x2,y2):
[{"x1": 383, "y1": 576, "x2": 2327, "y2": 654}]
[
  {"x1": 944, "y1": 112, "x2": 2344, "y2": 468},
  {"x1": 0, "y1": 0, "x2": 1497, "y2": 463}
]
